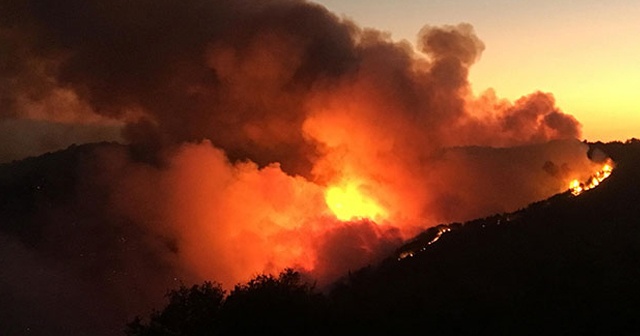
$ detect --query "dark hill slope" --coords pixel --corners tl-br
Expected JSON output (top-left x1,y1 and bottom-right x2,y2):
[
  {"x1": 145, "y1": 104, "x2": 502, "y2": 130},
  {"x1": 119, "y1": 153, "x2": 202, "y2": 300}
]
[
  {"x1": 327, "y1": 139, "x2": 640, "y2": 335},
  {"x1": 0, "y1": 143, "x2": 180, "y2": 336},
  {"x1": 2, "y1": 140, "x2": 639, "y2": 335},
  {"x1": 0, "y1": 143, "x2": 112, "y2": 243}
]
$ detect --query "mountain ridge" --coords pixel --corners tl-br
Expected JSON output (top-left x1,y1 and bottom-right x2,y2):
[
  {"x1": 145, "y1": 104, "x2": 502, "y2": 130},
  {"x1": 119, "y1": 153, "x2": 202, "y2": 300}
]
[{"x1": 326, "y1": 138, "x2": 640, "y2": 335}]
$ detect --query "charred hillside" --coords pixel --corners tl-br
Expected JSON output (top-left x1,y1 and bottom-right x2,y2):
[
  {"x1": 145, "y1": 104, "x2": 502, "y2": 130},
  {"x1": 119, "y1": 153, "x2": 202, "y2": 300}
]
[{"x1": 328, "y1": 139, "x2": 640, "y2": 335}]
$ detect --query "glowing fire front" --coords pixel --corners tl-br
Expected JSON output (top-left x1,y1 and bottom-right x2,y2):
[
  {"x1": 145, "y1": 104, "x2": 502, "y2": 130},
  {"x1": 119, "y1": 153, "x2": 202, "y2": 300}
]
[
  {"x1": 397, "y1": 226, "x2": 452, "y2": 260},
  {"x1": 569, "y1": 161, "x2": 614, "y2": 196},
  {"x1": 325, "y1": 181, "x2": 388, "y2": 222}
]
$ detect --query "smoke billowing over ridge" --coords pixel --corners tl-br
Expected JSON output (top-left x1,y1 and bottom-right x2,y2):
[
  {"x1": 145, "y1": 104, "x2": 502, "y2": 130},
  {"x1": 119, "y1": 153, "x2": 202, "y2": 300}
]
[
  {"x1": 0, "y1": 0, "x2": 599, "y2": 327},
  {"x1": 1, "y1": 0, "x2": 580, "y2": 164}
]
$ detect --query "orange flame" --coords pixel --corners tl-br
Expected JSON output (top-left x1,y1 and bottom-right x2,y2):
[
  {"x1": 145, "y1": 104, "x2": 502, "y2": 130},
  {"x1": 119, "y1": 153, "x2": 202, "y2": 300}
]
[
  {"x1": 569, "y1": 161, "x2": 614, "y2": 196},
  {"x1": 325, "y1": 180, "x2": 388, "y2": 222}
]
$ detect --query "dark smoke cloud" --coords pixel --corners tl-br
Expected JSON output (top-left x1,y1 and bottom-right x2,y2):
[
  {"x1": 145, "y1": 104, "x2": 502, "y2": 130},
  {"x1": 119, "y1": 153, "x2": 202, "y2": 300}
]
[
  {"x1": 313, "y1": 220, "x2": 402, "y2": 284},
  {"x1": 1, "y1": 0, "x2": 580, "y2": 173},
  {"x1": 2, "y1": 0, "x2": 362, "y2": 173}
]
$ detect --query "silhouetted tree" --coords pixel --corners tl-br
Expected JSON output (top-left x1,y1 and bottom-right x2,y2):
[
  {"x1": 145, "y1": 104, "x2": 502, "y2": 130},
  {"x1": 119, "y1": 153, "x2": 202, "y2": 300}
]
[
  {"x1": 218, "y1": 268, "x2": 326, "y2": 335},
  {"x1": 126, "y1": 269, "x2": 326, "y2": 335},
  {"x1": 126, "y1": 281, "x2": 225, "y2": 336}
]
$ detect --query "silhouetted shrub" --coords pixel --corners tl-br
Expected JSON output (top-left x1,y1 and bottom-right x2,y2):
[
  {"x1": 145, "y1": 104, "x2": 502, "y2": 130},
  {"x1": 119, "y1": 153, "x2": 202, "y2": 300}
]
[
  {"x1": 218, "y1": 269, "x2": 326, "y2": 335},
  {"x1": 127, "y1": 269, "x2": 326, "y2": 335},
  {"x1": 126, "y1": 281, "x2": 224, "y2": 336}
]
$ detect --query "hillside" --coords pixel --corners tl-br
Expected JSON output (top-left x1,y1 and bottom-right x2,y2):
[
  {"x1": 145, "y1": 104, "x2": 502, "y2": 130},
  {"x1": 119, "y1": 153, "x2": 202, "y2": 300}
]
[
  {"x1": 0, "y1": 143, "x2": 182, "y2": 336},
  {"x1": 125, "y1": 139, "x2": 640, "y2": 336},
  {"x1": 1, "y1": 139, "x2": 639, "y2": 335},
  {"x1": 326, "y1": 139, "x2": 640, "y2": 335}
]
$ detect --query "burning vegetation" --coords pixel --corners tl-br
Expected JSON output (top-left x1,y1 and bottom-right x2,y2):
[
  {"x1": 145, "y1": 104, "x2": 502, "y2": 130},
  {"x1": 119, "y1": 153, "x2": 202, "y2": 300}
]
[
  {"x1": 122, "y1": 140, "x2": 640, "y2": 336},
  {"x1": 569, "y1": 160, "x2": 614, "y2": 196},
  {"x1": 0, "y1": 0, "x2": 606, "y2": 293},
  {"x1": 325, "y1": 180, "x2": 388, "y2": 222}
]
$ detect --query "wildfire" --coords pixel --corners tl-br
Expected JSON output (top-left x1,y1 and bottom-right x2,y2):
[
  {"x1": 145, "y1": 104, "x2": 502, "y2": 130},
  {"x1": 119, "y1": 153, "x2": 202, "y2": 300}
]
[
  {"x1": 325, "y1": 181, "x2": 388, "y2": 222},
  {"x1": 397, "y1": 226, "x2": 452, "y2": 260},
  {"x1": 569, "y1": 161, "x2": 614, "y2": 196}
]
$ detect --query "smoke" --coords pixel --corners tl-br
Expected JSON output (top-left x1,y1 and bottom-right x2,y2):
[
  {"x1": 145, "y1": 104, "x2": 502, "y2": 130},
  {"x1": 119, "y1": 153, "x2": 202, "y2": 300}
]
[
  {"x1": 1, "y1": 0, "x2": 580, "y2": 169},
  {"x1": 0, "y1": 0, "x2": 600, "y2": 332},
  {"x1": 96, "y1": 138, "x2": 596, "y2": 289},
  {"x1": 99, "y1": 141, "x2": 402, "y2": 287}
]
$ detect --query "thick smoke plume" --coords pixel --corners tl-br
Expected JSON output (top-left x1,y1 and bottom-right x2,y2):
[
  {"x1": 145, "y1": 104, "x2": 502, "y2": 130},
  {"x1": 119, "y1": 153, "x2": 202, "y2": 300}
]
[
  {"x1": 1, "y1": 0, "x2": 580, "y2": 167},
  {"x1": 0, "y1": 0, "x2": 600, "y2": 333}
]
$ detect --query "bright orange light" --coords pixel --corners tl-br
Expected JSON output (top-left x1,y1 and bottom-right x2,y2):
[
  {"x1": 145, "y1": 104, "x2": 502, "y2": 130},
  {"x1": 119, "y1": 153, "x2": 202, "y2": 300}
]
[
  {"x1": 325, "y1": 182, "x2": 387, "y2": 221},
  {"x1": 569, "y1": 179, "x2": 583, "y2": 196},
  {"x1": 569, "y1": 161, "x2": 614, "y2": 196}
]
